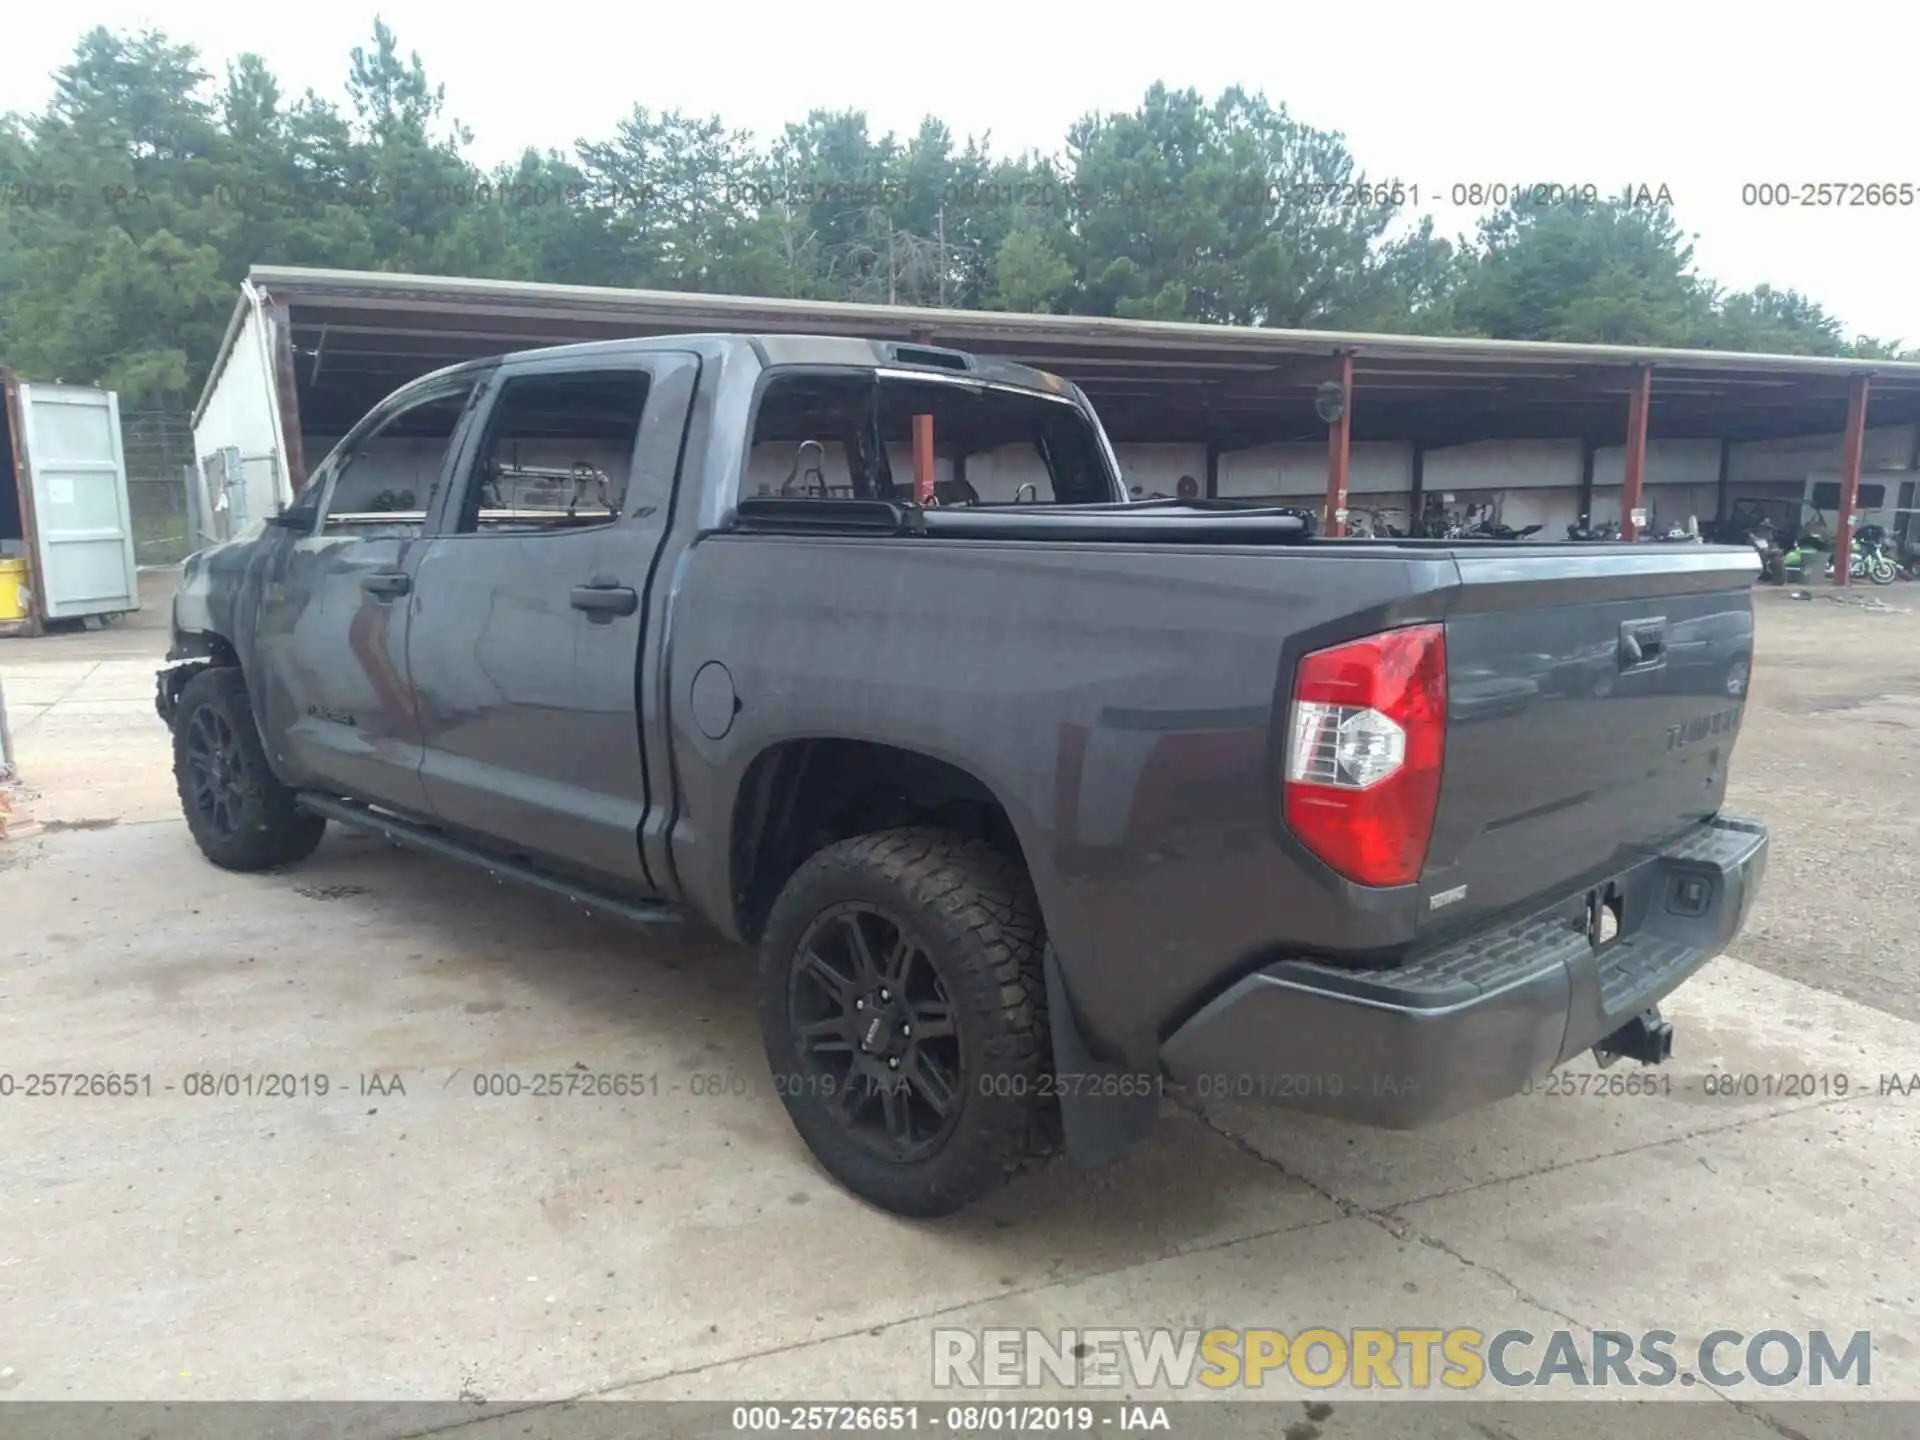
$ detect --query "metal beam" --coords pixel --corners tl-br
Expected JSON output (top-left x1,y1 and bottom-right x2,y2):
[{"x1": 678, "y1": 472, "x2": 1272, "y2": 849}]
[
  {"x1": 1201, "y1": 355, "x2": 1348, "y2": 409},
  {"x1": 1578, "y1": 439, "x2": 1597, "y2": 527},
  {"x1": 267, "y1": 295, "x2": 311, "y2": 498},
  {"x1": 1620, "y1": 365, "x2": 1653, "y2": 540},
  {"x1": 1408, "y1": 443, "x2": 1425, "y2": 528},
  {"x1": 1832, "y1": 373, "x2": 1874, "y2": 587},
  {"x1": 1901, "y1": 424, "x2": 1920, "y2": 560},
  {"x1": 1715, "y1": 437, "x2": 1732, "y2": 524},
  {"x1": 1324, "y1": 353, "x2": 1355, "y2": 537},
  {"x1": 912, "y1": 412, "x2": 936, "y2": 505},
  {"x1": 1205, "y1": 441, "x2": 1220, "y2": 499}
]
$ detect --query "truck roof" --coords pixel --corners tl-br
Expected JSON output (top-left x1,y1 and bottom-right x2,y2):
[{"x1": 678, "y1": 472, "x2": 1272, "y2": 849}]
[{"x1": 401, "y1": 333, "x2": 1078, "y2": 402}]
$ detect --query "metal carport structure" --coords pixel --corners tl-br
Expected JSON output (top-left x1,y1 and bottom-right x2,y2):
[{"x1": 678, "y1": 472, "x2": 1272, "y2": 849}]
[{"x1": 197, "y1": 265, "x2": 1920, "y2": 578}]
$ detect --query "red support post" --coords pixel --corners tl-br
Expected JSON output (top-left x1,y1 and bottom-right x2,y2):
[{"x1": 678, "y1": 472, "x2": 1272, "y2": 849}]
[
  {"x1": 1324, "y1": 352, "x2": 1354, "y2": 537},
  {"x1": 1832, "y1": 373, "x2": 1873, "y2": 587},
  {"x1": 912, "y1": 412, "x2": 936, "y2": 506},
  {"x1": 1620, "y1": 364, "x2": 1653, "y2": 541}
]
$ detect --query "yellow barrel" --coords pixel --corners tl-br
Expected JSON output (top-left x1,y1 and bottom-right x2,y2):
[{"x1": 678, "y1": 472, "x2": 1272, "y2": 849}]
[{"x1": 0, "y1": 557, "x2": 29, "y2": 621}]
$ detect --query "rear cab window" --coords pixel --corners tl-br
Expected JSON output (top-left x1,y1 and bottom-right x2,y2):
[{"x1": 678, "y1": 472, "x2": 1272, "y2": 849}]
[{"x1": 743, "y1": 371, "x2": 1117, "y2": 508}]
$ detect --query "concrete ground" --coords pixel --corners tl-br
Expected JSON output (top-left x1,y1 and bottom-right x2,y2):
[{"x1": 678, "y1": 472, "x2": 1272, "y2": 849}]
[{"x1": 3, "y1": 571, "x2": 1918, "y2": 1437}]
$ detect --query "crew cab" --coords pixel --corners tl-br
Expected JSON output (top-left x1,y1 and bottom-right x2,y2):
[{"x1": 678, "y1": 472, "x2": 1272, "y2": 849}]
[{"x1": 157, "y1": 335, "x2": 1769, "y2": 1216}]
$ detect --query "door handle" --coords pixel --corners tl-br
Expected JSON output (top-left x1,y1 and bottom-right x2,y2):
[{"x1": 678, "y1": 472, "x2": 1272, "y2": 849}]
[
  {"x1": 362, "y1": 571, "x2": 411, "y2": 599},
  {"x1": 1618, "y1": 618, "x2": 1666, "y2": 670},
  {"x1": 570, "y1": 584, "x2": 638, "y2": 619}
]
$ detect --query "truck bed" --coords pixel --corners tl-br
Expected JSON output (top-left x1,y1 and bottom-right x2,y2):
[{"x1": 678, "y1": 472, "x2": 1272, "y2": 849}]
[{"x1": 668, "y1": 512, "x2": 1761, "y2": 1068}]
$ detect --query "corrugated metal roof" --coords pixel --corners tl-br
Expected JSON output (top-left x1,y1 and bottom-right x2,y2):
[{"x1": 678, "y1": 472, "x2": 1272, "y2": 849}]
[
  {"x1": 218, "y1": 265, "x2": 1920, "y2": 447},
  {"x1": 245, "y1": 264, "x2": 1920, "y2": 374}
]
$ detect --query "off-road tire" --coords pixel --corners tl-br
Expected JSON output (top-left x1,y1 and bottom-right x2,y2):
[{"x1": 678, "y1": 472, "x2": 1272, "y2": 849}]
[
  {"x1": 758, "y1": 827, "x2": 1055, "y2": 1217},
  {"x1": 171, "y1": 668, "x2": 325, "y2": 871}
]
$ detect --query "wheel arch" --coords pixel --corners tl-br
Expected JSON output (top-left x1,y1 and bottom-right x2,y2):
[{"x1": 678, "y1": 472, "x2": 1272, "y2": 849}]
[
  {"x1": 728, "y1": 737, "x2": 1040, "y2": 947},
  {"x1": 157, "y1": 629, "x2": 244, "y2": 727}
]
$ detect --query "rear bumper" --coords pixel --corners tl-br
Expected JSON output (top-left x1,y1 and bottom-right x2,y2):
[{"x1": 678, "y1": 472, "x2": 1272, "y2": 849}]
[{"x1": 1159, "y1": 813, "x2": 1769, "y2": 1127}]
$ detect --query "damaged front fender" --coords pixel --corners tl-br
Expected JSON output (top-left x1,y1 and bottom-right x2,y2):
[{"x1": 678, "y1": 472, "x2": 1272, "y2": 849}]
[
  {"x1": 156, "y1": 545, "x2": 250, "y2": 728},
  {"x1": 155, "y1": 654, "x2": 213, "y2": 729}
]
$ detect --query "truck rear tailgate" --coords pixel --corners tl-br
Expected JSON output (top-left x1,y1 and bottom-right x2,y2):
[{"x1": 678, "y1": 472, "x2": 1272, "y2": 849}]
[{"x1": 1421, "y1": 545, "x2": 1759, "y2": 934}]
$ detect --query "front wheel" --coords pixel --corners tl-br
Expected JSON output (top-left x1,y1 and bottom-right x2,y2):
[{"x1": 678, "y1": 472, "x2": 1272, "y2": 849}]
[
  {"x1": 1868, "y1": 554, "x2": 1897, "y2": 585},
  {"x1": 757, "y1": 828, "x2": 1056, "y2": 1217},
  {"x1": 171, "y1": 668, "x2": 326, "y2": 871}
]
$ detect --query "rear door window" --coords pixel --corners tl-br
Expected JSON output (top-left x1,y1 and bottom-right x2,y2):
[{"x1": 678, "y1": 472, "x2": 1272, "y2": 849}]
[{"x1": 452, "y1": 371, "x2": 656, "y2": 534}]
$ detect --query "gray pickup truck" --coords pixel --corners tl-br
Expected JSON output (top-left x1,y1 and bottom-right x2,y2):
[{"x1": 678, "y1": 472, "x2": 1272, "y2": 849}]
[{"x1": 157, "y1": 334, "x2": 1769, "y2": 1216}]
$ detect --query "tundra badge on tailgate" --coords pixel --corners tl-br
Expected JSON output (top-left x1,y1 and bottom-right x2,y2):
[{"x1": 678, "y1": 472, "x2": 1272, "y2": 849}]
[{"x1": 1666, "y1": 706, "x2": 1740, "y2": 752}]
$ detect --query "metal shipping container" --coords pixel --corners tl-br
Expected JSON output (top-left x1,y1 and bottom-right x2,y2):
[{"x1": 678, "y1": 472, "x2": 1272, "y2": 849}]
[{"x1": 1, "y1": 370, "x2": 140, "y2": 636}]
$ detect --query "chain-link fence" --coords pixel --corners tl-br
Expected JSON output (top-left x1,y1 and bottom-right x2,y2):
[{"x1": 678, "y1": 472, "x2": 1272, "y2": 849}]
[{"x1": 123, "y1": 409, "x2": 196, "y2": 567}]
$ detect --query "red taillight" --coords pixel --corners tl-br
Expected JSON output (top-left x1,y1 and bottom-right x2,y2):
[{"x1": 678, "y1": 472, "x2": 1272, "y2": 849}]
[{"x1": 1282, "y1": 623, "x2": 1447, "y2": 887}]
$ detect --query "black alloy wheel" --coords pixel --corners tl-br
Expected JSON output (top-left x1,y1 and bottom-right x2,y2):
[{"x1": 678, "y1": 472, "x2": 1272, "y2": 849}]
[
  {"x1": 170, "y1": 668, "x2": 326, "y2": 871},
  {"x1": 756, "y1": 828, "x2": 1055, "y2": 1217},
  {"x1": 788, "y1": 901, "x2": 965, "y2": 1162},
  {"x1": 183, "y1": 702, "x2": 248, "y2": 840}
]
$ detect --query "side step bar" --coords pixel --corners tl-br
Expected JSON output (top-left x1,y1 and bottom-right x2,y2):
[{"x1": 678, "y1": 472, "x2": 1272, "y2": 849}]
[{"x1": 297, "y1": 793, "x2": 684, "y2": 928}]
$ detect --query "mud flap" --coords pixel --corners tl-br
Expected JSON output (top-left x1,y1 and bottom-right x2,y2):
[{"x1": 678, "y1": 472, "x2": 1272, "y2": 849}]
[{"x1": 1043, "y1": 945, "x2": 1161, "y2": 1166}]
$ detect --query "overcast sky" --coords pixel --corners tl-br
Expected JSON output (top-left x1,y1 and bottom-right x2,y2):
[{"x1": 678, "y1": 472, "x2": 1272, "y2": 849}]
[{"x1": 8, "y1": 1, "x2": 1920, "y2": 346}]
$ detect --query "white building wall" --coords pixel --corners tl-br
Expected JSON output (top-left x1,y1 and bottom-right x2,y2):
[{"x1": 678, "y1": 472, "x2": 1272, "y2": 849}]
[
  {"x1": 191, "y1": 305, "x2": 286, "y2": 527},
  {"x1": 1421, "y1": 440, "x2": 1582, "y2": 535},
  {"x1": 1592, "y1": 438, "x2": 1722, "y2": 487},
  {"x1": 1587, "y1": 486, "x2": 1709, "y2": 534},
  {"x1": 1587, "y1": 438, "x2": 1724, "y2": 534},
  {"x1": 1729, "y1": 423, "x2": 1919, "y2": 485},
  {"x1": 1111, "y1": 443, "x2": 1209, "y2": 496},
  {"x1": 1425, "y1": 439, "x2": 1583, "y2": 493},
  {"x1": 964, "y1": 444, "x2": 1054, "y2": 501},
  {"x1": 1220, "y1": 441, "x2": 1412, "y2": 497},
  {"x1": 974, "y1": 426, "x2": 1920, "y2": 523}
]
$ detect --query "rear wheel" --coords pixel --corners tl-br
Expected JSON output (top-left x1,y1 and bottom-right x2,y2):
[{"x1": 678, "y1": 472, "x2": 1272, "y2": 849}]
[
  {"x1": 171, "y1": 668, "x2": 325, "y2": 871},
  {"x1": 757, "y1": 828, "x2": 1055, "y2": 1217}
]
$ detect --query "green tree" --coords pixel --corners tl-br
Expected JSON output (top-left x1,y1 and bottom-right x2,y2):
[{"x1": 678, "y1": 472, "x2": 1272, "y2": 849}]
[
  {"x1": 1707, "y1": 284, "x2": 1844, "y2": 354},
  {"x1": 207, "y1": 55, "x2": 380, "y2": 272},
  {"x1": 990, "y1": 226, "x2": 1074, "y2": 313},
  {"x1": 1, "y1": 29, "x2": 232, "y2": 401},
  {"x1": 1448, "y1": 193, "x2": 1709, "y2": 346},
  {"x1": 1063, "y1": 84, "x2": 1416, "y2": 328},
  {"x1": 576, "y1": 106, "x2": 762, "y2": 291},
  {"x1": 1350, "y1": 218, "x2": 1469, "y2": 334},
  {"x1": 4, "y1": 27, "x2": 1912, "y2": 404},
  {"x1": 336, "y1": 18, "x2": 497, "y2": 275},
  {"x1": 451, "y1": 148, "x2": 622, "y2": 287}
]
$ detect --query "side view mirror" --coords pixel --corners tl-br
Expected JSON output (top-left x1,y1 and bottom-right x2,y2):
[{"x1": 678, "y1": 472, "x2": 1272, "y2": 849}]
[{"x1": 265, "y1": 510, "x2": 314, "y2": 533}]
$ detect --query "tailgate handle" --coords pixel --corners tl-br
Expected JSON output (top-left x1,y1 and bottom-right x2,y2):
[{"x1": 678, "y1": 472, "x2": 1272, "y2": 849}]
[{"x1": 1619, "y1": 617, "x2": 1666, "y2": 670}]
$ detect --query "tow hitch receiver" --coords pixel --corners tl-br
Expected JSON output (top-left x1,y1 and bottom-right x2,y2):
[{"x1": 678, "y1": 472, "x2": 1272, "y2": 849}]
[{"x1": 1594, "y1": 1007, "x2": 1674, "y2": 1068}]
